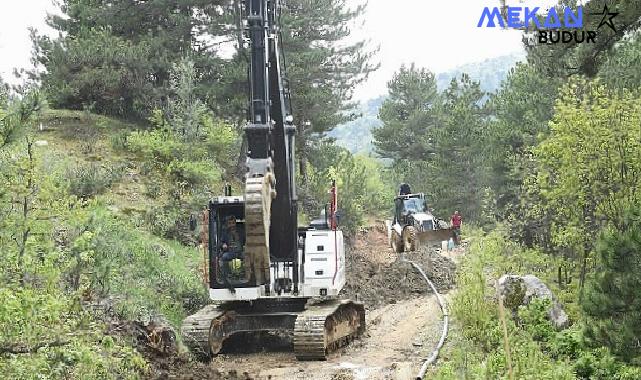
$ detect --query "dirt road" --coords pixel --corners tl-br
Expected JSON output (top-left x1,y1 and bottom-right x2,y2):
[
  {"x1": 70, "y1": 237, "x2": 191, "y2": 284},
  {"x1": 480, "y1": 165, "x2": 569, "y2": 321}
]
[
  {"x1": 208, "y1": 294, "x2": 442, "y2": 380},
  {"x1": 153, "y1": 228, "x2": 458, "y2": 380}
]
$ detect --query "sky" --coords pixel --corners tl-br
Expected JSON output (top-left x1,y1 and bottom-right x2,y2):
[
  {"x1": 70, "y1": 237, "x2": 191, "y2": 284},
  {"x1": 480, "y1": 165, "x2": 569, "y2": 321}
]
[
  {"x1": 0, "y1": 0, "x2": 57, "y2": 84},
  {"x1": 0, "y1": 0, "x2": 540, "y2": 100},
  {"x1": 348, "y1": 0, "x2": 527, "y2": 98}
]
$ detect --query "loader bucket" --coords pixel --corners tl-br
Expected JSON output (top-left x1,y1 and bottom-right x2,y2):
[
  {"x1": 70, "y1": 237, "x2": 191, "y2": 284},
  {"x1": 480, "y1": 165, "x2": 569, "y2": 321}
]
[{"x1": 415, "y1": 228, "x2": 455, "y2": 246}]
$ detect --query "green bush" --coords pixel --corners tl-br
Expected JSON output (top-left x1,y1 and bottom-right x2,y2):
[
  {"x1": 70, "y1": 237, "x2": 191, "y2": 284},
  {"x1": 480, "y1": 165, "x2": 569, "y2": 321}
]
[
  {"x1": 0, "y1": 287, "x2": 148, "y2": 379},
  {"x1": 302, "y1": 141, "x2": 394, "y2": 234},
  {"x1": 166, "y1": 159, "x2": 220, "y2": 189},
  {"x1": 66, "y1": 206, "x2": 208, "y2": 326},
  {"x1": 432, "y1": 230, "x2": 641, "y2": 379},
  {"x1": 143, "y1": 204, "x2": 184, "y2": 241},
  {"x1": 582, "y1": 205, "x2": 641, "y2": 365},
  {"x1": 145, "y1": 180, "x2": 162, "y2": 199},
  {"x1": 66, "y1": 162, "x2": 124, "y2": 199},
  {"x1": 109, "y1": 130, "x2": 129, "y2": 151}
]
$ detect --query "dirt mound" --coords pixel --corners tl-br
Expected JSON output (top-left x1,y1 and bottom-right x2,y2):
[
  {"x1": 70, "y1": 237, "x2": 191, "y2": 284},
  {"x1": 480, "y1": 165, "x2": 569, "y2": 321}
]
[{"x1": 342, "y1": 246, "x2": 456, "y2": 309}]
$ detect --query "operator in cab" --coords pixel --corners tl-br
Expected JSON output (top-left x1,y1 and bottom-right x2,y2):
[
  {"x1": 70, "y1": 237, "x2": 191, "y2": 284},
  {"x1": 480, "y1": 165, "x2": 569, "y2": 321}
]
[{"x1": 220, "y1": 216, "x2": 246, "y2": 293}]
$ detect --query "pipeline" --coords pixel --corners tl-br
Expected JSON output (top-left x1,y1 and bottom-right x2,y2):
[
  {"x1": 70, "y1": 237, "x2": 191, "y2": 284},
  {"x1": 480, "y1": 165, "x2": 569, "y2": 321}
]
[{"x1": 401, "y1": 255, "x2": 450, "y2": 380}]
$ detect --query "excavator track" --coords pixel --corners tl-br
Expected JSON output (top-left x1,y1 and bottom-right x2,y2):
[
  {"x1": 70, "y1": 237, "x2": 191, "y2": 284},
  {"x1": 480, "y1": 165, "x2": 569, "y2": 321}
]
[
  {"x1": 180, "y1": 305, "x2": 224, "y2": 359},
  {"x1": 293, "y1": 300, "x2": 366, "y2": 360}
]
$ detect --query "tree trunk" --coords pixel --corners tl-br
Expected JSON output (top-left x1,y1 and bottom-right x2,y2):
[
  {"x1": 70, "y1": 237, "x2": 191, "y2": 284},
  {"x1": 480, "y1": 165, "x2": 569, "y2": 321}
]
[{"x1": 579, "y1": 249, "x2": 588, "y2": 300}]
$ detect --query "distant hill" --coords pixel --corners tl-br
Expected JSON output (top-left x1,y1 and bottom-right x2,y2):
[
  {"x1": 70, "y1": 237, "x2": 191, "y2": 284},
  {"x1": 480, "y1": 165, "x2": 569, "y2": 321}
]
[
  {"x1": 328, "y1": 96, "x2": 385, "y2": 154},
  {"x1": 435, "y1": 52, "x2": 526, "y2": 93},
  {"x1": 329, "y1": 52, "x2": 526, "y2": 154}
]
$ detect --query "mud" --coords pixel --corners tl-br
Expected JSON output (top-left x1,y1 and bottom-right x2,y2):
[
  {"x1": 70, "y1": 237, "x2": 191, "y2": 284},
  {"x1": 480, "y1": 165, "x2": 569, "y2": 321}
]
[{"x1": 343, "y1": 243, "x2": 456, "y2": 309}]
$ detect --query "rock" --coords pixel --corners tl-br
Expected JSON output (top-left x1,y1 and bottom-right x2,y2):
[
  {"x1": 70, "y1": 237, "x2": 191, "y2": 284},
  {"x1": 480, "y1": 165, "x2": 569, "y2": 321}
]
[
  {"x1": 34, "y1": 140, "x2": 48, "y2": 147},
  {"x1": 497, "y1": 275, "x2": 527, "y2": 309},
  {"x1": 497, "y1": 274, "x2": 569, "y2": 329}
]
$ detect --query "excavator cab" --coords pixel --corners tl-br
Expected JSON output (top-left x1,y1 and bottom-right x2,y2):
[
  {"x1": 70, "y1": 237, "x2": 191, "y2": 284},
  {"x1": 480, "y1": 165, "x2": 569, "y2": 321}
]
[{"x1": 208, "y1": 196, "x2": 253, "y2": 289}]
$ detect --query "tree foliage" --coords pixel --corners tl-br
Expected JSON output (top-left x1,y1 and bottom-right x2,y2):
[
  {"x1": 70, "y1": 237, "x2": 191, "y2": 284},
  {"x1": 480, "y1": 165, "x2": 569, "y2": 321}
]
[
  {"x1": 373, "y1": 67, "x2": 487, "y2": 219},
  {"x1": 32, "y1": 0, "x2": 225, "y2": 118},
  {"x1": 582, "y1": 204, "x2": 641, "y2": 364},
  {"x1": 525, "y1": 79, "x2": 641, "y2": 258},
  {"x1": 300, "y1": 140, "x2": 392, "y2": 233},
  {"x1": 373, "y1": 64, "x2": 440, "y2": 161}
]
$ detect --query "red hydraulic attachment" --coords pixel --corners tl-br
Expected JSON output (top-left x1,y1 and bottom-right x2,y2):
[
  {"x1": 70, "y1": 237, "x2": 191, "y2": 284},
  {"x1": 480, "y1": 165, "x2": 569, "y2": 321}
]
[{"x1": 329, "y1": 179, "x2": 338, "y2": 231}]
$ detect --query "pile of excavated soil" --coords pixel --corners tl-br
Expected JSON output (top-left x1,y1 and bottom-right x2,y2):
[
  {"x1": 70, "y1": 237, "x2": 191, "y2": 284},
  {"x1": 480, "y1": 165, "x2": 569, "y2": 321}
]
[{"x1": 342, "y1": 246, "x2": 456, "y2": 309}]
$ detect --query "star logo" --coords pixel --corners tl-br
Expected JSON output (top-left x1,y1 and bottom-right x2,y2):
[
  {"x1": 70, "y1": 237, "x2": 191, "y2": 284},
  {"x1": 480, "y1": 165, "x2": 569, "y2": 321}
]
[{"x1": 591, "y1": 4, "x2": 619, "y2": 32}]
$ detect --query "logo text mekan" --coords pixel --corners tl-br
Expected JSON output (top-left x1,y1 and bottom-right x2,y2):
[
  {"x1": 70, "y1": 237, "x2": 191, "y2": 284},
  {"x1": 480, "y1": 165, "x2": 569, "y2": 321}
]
[{"x1": 477, "y1": 6, "x2": 602, "y2": 44}]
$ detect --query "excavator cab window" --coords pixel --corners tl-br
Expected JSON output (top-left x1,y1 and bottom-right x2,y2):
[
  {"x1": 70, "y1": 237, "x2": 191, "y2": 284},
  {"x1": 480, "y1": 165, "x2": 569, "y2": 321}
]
[{"x1": 209, "y1": 201, "x2": 253, "y2": 288}]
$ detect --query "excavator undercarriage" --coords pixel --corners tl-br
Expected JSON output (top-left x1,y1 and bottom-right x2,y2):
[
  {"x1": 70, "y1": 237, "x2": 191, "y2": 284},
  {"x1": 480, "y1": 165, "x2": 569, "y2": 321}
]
[{"x1": 181, "y1": 299, "x2": 365, "y2": 360}]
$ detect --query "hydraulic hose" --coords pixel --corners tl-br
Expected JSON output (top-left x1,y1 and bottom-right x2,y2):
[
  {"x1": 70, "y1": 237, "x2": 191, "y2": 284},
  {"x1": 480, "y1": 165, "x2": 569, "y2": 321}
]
[{"x1": 401, "y1": 255, "x2": 450, "y2": 380}]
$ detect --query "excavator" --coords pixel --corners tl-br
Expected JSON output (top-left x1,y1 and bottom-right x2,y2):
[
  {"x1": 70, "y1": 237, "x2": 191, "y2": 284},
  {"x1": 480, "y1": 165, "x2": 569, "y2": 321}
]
[{"x1": 181, "y1": 0, "x2": 365, "y2": 360}]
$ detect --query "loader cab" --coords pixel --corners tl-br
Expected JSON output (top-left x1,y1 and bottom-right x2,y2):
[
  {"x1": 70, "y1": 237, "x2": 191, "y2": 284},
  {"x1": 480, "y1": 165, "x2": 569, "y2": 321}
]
[
  {"x1": 207, "y1": 196, "x2": 252, "y2": 290},
  {"x1": 394, "y1": 193, "x2": 429, "y2": 225}
]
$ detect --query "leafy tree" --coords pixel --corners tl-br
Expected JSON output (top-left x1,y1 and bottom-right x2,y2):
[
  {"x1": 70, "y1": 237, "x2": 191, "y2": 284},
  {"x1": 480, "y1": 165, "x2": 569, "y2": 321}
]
[
  {"x1": 599, "y1": 31, "x2": 641, "y2": 92},
  {"x1": 280, "y1": 0, "x2": 378, "y2": 178},
  {"x1": 525, "y1": 78, "x2": 641, "y2": 290},
  {"x1": 0, "y1": 92, "x2": 51, "y2": 286},
  {"x1": 582, "y1": 204, "x2": 641, "y2": 364},
  {"x1": 301, "y1": 140, "x2": 392, "y2": 233},
  {"x1": 430, "y1": 74, "x2": 487, "y2": 220},
  {"x1": 372, "y1": 64, "x2": 440, "y2": 161},
  {"x1": 484, "y1": 63, "x2": 560, "y2": 218},
  {"x1": 34, "y1": 29, "x2": 154, "y2": 118},
  {"x1": 207, "y1": 0, "x2": 378, "y2": 177},
  {"x1": 525, "y1": 1, "x2": 641, "y2": 79},
  {"x1": 32, "y1": 0, "x2": 225, "y2": 118},
  {"x1": 374, "y1": 67, "x2": 488, "y2": 220}
]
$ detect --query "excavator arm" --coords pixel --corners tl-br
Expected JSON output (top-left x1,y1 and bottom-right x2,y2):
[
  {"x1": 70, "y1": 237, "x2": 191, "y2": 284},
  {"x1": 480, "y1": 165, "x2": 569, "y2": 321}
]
[{"x1": 244, "y1": 0, "x2": 298, "y2": 289}]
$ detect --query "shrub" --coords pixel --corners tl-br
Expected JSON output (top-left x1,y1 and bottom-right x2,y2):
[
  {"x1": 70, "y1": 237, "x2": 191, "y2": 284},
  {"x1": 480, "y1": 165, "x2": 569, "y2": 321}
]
[
  {"x1": 582, "y1": 205, "x2": 641, "y2": 365},
  {"x1": 0, "y1": 287, "x2": 148, "y2": 379},
  {"x1": 64, "y1": 206, "x2": 208, "y2": 326},
  {"x1": 432, "y1": 230, "x2": 641, "y2": 379},
  {"x1": 66, "y1": 162, "x2": 124, "y2": 199},
  {"x1": 109, "y1": 130, "x2": 129, "y2": 151}
]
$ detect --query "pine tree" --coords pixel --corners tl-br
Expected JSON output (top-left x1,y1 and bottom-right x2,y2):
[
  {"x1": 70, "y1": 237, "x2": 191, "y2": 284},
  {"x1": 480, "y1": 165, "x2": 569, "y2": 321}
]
[
  {"x1": 32, "y1": 0, "x2": 226, "y2": 118},
  {"x1": 582, "y1": 204, "x2": 641, "y2": 364},
  {"x1": 372, "y1": 64, "x2": 440, "y2": 161}
]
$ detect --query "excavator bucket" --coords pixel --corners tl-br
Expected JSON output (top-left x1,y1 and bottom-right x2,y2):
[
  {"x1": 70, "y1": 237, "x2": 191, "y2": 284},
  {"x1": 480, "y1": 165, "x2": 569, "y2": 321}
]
[{"x1": 415, "y1": 228, "x2": 455, "y2": 246}]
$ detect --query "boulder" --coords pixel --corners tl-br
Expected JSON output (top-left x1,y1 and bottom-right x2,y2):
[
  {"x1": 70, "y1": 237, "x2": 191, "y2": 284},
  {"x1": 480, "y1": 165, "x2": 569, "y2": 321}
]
[
  {"x1": 497, "y1": 274, "x2": 569, "y2": 329},
  {"x1": 497, "y1": 275, "x2": 527, "y2": 309}
]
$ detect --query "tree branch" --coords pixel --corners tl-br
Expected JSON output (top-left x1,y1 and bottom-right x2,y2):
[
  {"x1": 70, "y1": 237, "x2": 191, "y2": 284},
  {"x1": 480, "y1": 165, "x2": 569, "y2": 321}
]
[{"x1": 0, "y1": 340, "x2": 70, "y2": 355}]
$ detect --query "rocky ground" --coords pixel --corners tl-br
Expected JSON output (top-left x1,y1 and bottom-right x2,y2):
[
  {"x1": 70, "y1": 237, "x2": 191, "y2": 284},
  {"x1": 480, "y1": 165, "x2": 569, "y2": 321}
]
[{"x1": 145, "y1": 228, "x2": 460, "y2": 380}]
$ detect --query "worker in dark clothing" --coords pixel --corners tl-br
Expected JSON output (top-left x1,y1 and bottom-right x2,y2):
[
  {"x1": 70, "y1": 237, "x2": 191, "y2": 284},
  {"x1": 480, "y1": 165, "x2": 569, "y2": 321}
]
[
  {"x1": 220, "y1": 216, "x2": 243, "y2": 293},
  {"x1": 450, "y1": 210, "x2": 462, "y2": 245}
]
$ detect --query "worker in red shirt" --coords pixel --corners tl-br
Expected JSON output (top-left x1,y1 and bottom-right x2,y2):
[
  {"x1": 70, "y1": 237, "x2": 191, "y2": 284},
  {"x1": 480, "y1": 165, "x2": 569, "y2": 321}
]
[{"x1": 450, "y1": 210, "x2": 462, "y2": 245}]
